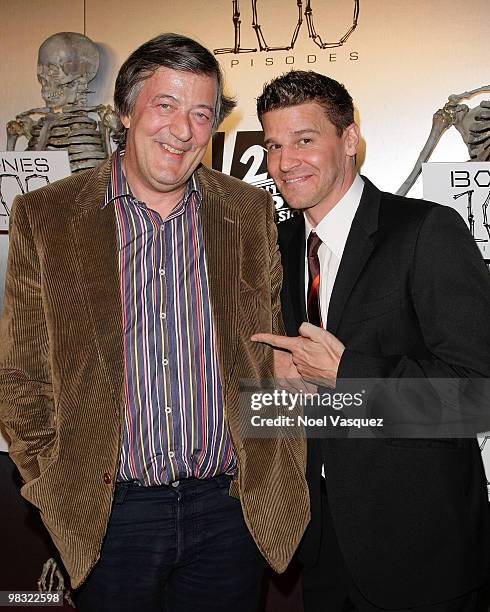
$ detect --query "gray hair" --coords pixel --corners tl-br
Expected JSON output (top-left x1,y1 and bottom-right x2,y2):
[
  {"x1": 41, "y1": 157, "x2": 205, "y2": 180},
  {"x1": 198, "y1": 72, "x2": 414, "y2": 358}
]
[{"x1": 113, "y1": 32, "x2": 235, "y2": 146}]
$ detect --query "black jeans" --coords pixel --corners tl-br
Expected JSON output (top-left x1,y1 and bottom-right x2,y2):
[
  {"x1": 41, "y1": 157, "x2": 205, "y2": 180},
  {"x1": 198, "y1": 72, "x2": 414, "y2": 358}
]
[{"x1": 75, "y1": 475, "x2": 264, "y2": 612}]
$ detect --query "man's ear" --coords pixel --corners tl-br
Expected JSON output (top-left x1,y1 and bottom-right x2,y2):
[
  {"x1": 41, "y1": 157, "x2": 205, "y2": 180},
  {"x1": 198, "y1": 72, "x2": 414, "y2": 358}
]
[
  {"x1": 344, "y1": 123, "x2": 360, "y2": 157},
  {"x1": 121, "y1": 114, "x2": 131, "y2": 129}
]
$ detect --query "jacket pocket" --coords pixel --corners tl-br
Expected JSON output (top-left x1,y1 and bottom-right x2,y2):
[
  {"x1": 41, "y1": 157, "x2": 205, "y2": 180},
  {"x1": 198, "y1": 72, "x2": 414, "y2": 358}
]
[
  {"x1": 343, "y1": 290, "x2": 400, "y2": 322},
  {"x1": 36, "y1": 436, "x2": 59, "y2": 473}
]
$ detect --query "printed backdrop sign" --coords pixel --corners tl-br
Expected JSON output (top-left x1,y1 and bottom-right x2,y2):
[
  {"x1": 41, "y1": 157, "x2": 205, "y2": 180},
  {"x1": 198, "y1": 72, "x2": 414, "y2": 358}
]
[
  {"x1": 423, "y1": 162, "x2": 490, "y2": 262},
  {"x1": 0, "y1": 151, "x2": 71, "y2": 233},
  {"x1": 213, "y1": 0, "x2": 360, "y2": 64},
  {"x1": 212, "y1": 130, "x2": 296, "y2": 223}
]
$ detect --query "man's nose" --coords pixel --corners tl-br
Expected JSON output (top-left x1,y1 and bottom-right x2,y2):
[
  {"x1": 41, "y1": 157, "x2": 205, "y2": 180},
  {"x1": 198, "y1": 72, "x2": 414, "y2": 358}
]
[
  {"x1": 279, "y1": 147, "x2": 301, "y2": 173},
  {"x1": 169, "y1": 112, "x2": 192, "y2": 142}
]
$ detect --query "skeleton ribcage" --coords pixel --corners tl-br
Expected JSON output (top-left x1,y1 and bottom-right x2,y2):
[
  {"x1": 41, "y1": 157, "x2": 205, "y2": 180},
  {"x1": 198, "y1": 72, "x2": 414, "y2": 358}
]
[{"x1": 28, "y1": 112, "x2": 108, "y2": 172}]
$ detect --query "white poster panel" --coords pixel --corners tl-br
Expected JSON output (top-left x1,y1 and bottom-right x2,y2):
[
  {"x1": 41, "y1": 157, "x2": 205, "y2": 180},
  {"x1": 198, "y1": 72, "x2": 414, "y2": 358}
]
[
  {"x1": 423, "y1": 161, "x2": 490, "y2": 494},
  {"x1": 422, "y1": 162, "x2": 490, "y2": 262},
  {"x1": 0, "y1": 151, "x2": 71, "y2": 233}
]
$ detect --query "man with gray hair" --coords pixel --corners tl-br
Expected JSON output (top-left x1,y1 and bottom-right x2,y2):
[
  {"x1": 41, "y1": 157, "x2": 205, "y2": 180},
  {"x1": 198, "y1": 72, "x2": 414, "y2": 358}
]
[{"x1": 0, "y1": 34, "x2": 309, "y2": 611}]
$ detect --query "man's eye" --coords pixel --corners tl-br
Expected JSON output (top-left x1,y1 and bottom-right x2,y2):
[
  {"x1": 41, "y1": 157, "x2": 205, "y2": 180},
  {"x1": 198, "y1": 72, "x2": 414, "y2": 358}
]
[
  {"x1": 267, "y1": 144, "x2": 281, "y2": 151},
  {"x1": 195, "y1": 112, "x2": 211, "y2": 122},
  {"x1": 299, "y1": 138, "x2": 312, "y2": 145},
  {"x1": 159, "y1": 103, "x2": 172, "y2": 110}
]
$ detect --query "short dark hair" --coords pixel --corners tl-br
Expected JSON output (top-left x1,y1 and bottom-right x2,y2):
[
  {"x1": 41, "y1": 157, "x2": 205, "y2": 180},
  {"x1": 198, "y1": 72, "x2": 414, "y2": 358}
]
[
  {"x1": 113, "y1": 32, "x2": 236, "y2": 146},
  {"x1": 256, "y1": 70, "x2": 354, "y2": 136}
]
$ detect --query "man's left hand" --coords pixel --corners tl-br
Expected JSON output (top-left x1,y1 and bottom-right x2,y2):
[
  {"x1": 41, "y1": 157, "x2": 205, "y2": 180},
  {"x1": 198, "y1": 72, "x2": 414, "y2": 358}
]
[{"x1": 251, "y1": 322, "x2": 345, "y2": 388}]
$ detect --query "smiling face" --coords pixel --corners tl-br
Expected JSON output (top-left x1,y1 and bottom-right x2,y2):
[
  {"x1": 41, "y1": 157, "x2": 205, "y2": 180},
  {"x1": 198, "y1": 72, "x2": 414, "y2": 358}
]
[
  {"x1": 262, "y1": 101, "x2": 359, "y2": 225},
  {"x1": 121, "y1": 66, "x2": 217, "y2": 209}
]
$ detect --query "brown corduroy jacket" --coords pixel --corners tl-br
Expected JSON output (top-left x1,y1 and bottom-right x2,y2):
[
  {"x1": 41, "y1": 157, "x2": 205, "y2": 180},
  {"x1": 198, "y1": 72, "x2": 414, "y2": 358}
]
[{"x1": 0, "y1": 157, "x2": 309, "y2": 588}]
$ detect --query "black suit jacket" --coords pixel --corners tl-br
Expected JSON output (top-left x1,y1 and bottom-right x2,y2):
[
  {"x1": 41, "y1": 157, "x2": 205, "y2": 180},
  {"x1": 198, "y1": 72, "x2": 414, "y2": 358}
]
[{"x1": 278, "y1": 176, "x2": 490, "y2": 608}]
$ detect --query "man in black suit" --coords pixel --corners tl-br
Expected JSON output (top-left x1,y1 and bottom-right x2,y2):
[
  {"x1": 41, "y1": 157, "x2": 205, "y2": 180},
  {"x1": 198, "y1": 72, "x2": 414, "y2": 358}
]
[{"x1": 252, "y1": 70, "x2": 490, "y2": 611}]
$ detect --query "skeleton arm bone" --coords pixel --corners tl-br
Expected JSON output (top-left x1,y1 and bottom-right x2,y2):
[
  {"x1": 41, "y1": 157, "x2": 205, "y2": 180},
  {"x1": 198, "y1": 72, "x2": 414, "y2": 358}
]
[
  {"x1": 398, "y1": 86, "x2": 490, "y2": 196},
  {"x1": 396, "y1": 107, "x2": 455, "y2": 196},
  {"x1": 6, "y1": 115, "x2": 36, "y2": 151},
  {"x1": 6, "y1": 110, "x2": 52, "y2": 151},
  {"x1": 96, "y1": 105, "x2": 117, "y2": 155},
  {"x1": 6, "y1": 121, "x2": 25, "y2": 151},
  {"x1": 447, "y1": 85, "x2": 490, "y2": 106}
]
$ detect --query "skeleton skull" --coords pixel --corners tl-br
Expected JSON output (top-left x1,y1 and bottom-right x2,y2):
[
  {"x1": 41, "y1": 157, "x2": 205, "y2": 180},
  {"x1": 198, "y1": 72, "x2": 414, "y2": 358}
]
[{"x1": 37, "y1": 32, "x2": 99, "y2": 111}]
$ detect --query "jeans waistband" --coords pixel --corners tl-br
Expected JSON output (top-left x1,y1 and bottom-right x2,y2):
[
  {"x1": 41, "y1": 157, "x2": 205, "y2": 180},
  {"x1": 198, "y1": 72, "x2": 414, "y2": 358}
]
[{"x1": 114, "y1": 473, "x2": 233, "y2": 503}]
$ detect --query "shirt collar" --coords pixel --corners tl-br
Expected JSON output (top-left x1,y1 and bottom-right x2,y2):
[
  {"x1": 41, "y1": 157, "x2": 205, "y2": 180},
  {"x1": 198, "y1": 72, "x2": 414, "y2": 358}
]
[
  {"x1": 304, "y1": 174, "x2": 364, "y2": 260},
  {"x1": 102, "y1": 148, "x2": 202, "y2": 211}
]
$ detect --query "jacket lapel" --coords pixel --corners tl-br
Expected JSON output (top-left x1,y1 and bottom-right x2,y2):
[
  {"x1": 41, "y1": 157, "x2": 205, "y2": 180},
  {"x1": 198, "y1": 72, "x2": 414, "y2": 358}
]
[
  {"x1": 327, "y1": 177, "x2": 381, "y2": 335},
  {"x1": 71, "y1": 158, "x2": 124, "y2": 404},
  {"x1": 198, "y1": 166, "x2": 240, "y2": 392}
]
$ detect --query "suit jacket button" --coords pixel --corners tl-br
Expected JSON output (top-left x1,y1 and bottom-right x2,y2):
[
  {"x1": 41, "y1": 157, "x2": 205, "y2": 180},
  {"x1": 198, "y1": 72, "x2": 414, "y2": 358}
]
[{"x1": 103, "y1": 473, "x2": 112, "y2": 484}]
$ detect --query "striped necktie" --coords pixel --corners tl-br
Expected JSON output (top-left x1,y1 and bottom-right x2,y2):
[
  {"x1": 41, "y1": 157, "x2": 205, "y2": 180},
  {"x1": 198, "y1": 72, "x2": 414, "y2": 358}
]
[{"x1": 307, "y1": 231, "x2": 323, "y2": 328}]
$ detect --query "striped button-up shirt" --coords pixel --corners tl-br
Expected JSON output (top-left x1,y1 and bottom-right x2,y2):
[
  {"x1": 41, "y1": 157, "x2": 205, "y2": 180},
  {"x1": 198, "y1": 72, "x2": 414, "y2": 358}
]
[{"x1": 103, "y1": 150, "x2": 236, "y2": 485}]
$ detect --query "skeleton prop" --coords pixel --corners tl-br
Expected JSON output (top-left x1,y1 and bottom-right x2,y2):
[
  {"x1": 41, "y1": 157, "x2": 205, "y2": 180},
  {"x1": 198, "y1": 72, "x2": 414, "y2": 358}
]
[
  {"x1": 6, "y1": 32, "x2": 116, "y2": 172},
  {"x1": 37, "y1": 557, "x2": 74, "y2": 608},
  {"x1": 397, "y1": 86, "x2": 490, "y2": 196}
]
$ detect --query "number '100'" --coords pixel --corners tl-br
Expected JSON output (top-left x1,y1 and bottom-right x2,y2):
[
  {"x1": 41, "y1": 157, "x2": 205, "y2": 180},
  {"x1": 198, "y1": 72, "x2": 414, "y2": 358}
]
[{"x1": 214, "y1": 0, "x2": 360, "y2": 54}]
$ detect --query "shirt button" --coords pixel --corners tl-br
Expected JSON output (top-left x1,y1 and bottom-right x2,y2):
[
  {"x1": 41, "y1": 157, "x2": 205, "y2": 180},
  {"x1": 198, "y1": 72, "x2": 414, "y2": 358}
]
[
  {"x1": 162, "y1": 358, "x2": 169, "y2": 366},
  {"x1": 169, "y1": 451, "x2": 175, "y2": 458},
  {"x1": 103, "y1": 473, "x2": 112, "y2": 484},
  {"x1": 165, "y1": 406, "x2": 171, "y2": 414},
  {"x1": 160, "y1": 312, "x2": 166, "y2": 320},
  {"x1": 171, "y1": 480, "x2": 180, "y2": 488},
  {"x1": 159, "y1": 269, "x2": 165, "y2": 276}
]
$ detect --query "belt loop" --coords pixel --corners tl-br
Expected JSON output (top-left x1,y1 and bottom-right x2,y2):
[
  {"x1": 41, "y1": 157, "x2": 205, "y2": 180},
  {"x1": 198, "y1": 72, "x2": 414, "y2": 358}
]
[{"x1": 113, "y1": 482, "x2": 131, "y2": 505}]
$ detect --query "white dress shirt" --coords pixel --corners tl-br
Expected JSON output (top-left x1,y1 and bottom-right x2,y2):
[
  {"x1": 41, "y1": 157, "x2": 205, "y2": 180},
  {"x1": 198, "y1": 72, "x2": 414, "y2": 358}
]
[
  {"x1": 304, "y1": 174, "x2": 365, "y2": 324},
  {"x1": 304, "y1": 174, "x2": 364, "y2": 478}
]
